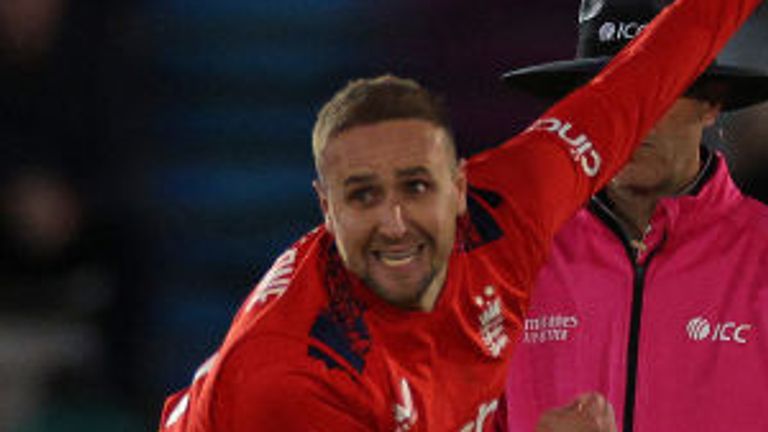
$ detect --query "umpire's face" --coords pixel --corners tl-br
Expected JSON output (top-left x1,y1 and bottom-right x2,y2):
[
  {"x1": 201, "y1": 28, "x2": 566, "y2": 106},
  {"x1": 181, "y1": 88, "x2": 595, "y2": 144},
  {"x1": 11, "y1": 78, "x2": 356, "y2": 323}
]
[
  {"x1": 610, "y1": 97, "x2": 721, "y2": 194},
  {"x1": 314, "y1": 118, "x2": 467, "y2": 311}
]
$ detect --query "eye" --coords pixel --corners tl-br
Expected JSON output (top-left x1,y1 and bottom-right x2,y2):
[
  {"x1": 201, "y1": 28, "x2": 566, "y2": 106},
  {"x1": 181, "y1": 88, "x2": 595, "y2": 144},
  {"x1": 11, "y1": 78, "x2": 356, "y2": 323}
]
[
  {"x1": 347, "y1": 187, "x2": 379, "y2": 206},
  {"x1": 404, "y1": 179, "x2": 430, "y2": 195}
]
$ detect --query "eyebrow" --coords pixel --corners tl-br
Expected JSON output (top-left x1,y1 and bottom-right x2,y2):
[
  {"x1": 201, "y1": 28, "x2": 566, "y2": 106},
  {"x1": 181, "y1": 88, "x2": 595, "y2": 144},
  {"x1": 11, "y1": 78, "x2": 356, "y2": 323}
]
[
  {"x1": 395, "y1": 166, "x2": 431, "y2": 178},
  {"x1": 342, "y1": 166, "x2": 431, "y2": 187},
  {"x1": 343, "y1": 173, "x2": 376, "y2": 187}
]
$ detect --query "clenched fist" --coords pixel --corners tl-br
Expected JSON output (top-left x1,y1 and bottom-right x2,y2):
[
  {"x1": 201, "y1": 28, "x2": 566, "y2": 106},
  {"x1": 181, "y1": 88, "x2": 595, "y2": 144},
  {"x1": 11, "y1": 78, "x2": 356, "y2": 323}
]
[{"x1": 536, "y1": 393, "x2": 617, "y2": 432}]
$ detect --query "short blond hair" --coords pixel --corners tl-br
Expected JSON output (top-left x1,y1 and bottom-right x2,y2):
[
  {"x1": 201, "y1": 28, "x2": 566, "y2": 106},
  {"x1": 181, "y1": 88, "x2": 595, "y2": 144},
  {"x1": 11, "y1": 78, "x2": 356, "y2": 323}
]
[{"x1": 312, "y1": 75, "x2": 455, "y2": 175}]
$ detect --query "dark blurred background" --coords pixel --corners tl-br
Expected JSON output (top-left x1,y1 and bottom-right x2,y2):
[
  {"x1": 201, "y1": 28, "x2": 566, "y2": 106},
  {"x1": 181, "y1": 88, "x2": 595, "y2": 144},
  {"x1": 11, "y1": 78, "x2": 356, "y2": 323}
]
[{"x1": 1, "y1": 1, "x2": 766, "y2": 430}]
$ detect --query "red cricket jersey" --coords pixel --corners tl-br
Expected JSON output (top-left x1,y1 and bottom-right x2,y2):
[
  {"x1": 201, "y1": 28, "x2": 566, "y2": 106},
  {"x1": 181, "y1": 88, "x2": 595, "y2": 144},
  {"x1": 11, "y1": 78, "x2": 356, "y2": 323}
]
[{"x1": 158, "y1": 0, "x2": 757, "y2": 430}]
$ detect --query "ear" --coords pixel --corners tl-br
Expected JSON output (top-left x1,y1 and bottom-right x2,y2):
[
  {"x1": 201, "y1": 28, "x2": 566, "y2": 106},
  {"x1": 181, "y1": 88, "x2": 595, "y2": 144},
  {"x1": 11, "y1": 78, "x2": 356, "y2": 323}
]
[
  {"x1": 313, "y1": 179, "x2": 333, "y2": 233},
  {"x1": 455, "y1": 158, "x2": 468, "y2": 216},
  {"x1": 701, "y1": 101, "x2": 722, "y2": 128}
]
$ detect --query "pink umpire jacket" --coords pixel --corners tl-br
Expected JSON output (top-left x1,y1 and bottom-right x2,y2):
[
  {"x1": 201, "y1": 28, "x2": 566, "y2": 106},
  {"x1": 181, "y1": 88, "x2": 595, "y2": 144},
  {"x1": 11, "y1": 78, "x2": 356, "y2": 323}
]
[{"x1": 503, "y1": 151, "x2": 768, "y2": 431}]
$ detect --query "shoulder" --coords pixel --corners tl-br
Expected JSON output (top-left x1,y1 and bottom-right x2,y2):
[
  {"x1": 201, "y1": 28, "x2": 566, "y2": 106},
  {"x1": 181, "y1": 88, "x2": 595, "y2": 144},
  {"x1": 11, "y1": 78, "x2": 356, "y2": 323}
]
[
  {"x1": 240, "y1": 227, "x2": 328, "y2": 314},
  {"x1": 738, "y1": 197, "x2": 768, "y2": 238},
  {"x1": 711, "y1": 192, "x2": 768, "y2": 266},
  {"x1": 725, "y1": 189, "x2": 768, "y2": 230},
  {"x1": 225, "y1": 227, "x2": 334, "y2": 342},
  {"x1": 709, "y1": 161, "x2": 768, "y2": 234}
]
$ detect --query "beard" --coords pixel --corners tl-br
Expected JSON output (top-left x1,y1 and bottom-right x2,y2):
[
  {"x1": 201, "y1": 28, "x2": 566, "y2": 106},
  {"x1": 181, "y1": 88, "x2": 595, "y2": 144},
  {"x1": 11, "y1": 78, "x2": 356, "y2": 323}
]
[{"x1": 362, "y1": 264, "x2": 438, "y2": 310}]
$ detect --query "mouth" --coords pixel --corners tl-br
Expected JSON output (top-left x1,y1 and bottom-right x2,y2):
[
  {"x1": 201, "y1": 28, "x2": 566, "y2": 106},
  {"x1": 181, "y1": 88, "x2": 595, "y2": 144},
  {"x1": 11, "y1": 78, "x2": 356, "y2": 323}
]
[{"x1": 372, "y1": 244, "x2": 425, "y2": 268}]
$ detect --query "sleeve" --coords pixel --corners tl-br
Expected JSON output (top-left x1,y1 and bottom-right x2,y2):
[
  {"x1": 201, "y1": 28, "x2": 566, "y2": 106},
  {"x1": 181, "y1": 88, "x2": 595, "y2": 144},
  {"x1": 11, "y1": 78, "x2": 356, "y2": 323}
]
[
  {"x1": 209, "y1": 337, "x2": 377, "y2": 432},
  {"x1": 211, "y1": 370, "x2": 373, "y2": 432},
  {"x1": 465, "y1": 0, "x2": 761, "y2": 282}
]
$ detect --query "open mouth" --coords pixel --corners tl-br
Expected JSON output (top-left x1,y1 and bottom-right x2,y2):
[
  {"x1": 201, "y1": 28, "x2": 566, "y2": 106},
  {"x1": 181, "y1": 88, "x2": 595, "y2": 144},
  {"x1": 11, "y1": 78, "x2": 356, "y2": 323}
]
[{"x1": 372, "y1": 244, "x2": 425, "y2": 267}]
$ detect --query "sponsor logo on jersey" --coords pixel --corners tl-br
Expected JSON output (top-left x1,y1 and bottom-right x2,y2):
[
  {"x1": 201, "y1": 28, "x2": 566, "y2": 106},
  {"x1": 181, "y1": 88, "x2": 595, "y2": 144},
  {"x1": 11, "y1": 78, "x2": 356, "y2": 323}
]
[
  {"x1": 686, "y1": 316, "x2": 752, "y2": 344},
  {"x1": 459, "y1": 398, "x2": 499, "y2": 432},
  {"x1": 527, "y1": 117, "x2": 602, "y2": 177},
  {"x1": 475, "y1": 285, "x2": 509, "y2": 358},
  {"x1": 245, "y1": 247, "x2": 297, "y2": 312},
  {"x1": 598, "y1": 21, "x2": 646, "y2": 42},
  {"x1": 523, "y1": 314, "x2": 580, "y2": 344},
  {"x1": 394, "y1": 378, "x2": 418, "y2": 432}
]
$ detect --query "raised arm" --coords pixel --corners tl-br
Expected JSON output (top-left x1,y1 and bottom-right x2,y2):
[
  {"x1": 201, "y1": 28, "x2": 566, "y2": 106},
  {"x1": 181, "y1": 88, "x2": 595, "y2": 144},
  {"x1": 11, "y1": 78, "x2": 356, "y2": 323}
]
[{"x1": 466, "y1": 0, "x2": 762, "y2": 281}]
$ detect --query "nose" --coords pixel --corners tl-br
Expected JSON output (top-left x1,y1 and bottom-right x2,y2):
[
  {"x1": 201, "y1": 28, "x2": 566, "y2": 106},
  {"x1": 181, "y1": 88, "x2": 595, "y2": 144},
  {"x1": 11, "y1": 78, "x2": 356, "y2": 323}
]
[{"x1": 377, "y1": 202, "x2": 408, "y2": 239}]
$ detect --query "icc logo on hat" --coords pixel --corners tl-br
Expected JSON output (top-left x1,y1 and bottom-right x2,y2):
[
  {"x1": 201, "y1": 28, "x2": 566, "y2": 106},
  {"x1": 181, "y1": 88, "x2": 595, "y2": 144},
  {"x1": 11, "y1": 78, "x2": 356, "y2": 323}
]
[
  {"x1": 502, "y1": 0, "x2": 768, "y2": 111},
  {"x1": 579, "y1": 0, "x2": 605, "y2": 23}
]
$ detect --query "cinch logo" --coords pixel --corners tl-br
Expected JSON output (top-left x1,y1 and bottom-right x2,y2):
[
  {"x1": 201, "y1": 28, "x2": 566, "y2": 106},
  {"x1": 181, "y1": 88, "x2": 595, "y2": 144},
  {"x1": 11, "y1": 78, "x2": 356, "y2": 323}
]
[
  {"x1": 527, "y1": 117, "x2": 601, "y2": 177},
  {"x1": 598, "y1": 21, "x2": 646, "y2": 42},
  {"x1": 686, "y1": 316, "x2": 752, "y2": 344}
]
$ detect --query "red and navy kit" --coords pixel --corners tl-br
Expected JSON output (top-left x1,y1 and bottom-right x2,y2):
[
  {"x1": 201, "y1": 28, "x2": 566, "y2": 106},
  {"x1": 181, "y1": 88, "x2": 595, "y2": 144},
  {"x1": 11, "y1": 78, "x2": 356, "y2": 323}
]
[{"x1": 158, "y1": 0, "x2": 759, "y2": 430}]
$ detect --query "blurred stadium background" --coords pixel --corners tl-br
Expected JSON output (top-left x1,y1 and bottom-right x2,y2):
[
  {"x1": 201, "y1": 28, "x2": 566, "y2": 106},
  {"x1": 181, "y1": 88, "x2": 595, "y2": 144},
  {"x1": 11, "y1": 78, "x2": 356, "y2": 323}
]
[{"x1": 1, "y1": 1, "x2": 766, "y2": 430}]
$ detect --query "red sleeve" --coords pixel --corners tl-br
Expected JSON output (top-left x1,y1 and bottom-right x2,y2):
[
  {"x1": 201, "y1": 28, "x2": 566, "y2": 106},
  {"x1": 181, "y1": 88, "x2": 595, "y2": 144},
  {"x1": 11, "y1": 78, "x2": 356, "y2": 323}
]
[
  {"x1": 209, "y1": 336, "x2": 376, "y2": 432},
  {"x1": 212, "y1": 371, "x2": 371, "y2": 432},
  {"x1": 465, "y1": 0, "x2": 761, "y2": 283}
]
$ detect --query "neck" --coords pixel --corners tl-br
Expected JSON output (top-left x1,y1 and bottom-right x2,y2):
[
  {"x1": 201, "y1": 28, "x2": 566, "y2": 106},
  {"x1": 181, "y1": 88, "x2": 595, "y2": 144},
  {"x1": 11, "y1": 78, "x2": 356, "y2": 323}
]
[
  {"x1": 604, "y1": 187, "x2": 660, "y2": 240},
  {"x1": 605, "y1": 150, "x2": 707, "y2": 241},
  {"x1": 416, "y1": 264, "x2": 448, "y2": 311}
]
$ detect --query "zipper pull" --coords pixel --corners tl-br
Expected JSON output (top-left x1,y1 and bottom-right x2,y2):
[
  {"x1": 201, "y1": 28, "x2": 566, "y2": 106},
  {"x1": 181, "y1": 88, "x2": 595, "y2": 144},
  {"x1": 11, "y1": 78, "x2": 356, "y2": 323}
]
[
  {"x1": 629, "y1": 239, "x2": 647, "y2": 253},
  {"x1": 630, "y1": 225, "x2": 652, "y2": 254}
]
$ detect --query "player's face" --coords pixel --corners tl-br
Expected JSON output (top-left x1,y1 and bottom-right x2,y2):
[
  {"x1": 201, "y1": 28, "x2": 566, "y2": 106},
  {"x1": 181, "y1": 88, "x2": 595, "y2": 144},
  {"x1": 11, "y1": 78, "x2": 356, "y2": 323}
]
[
  {"x1": 315, "y1": 119, "x2": 467, "y2": 310},
  {"x1": 610, "y1": 97, "x2": 720, "y2": 194}
]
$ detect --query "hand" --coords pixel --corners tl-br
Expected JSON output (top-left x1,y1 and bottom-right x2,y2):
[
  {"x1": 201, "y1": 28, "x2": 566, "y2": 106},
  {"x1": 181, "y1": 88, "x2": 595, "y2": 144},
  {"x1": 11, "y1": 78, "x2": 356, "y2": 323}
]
[{"x1": 535, "y1": 392, "x2": 617, "y2": 432}]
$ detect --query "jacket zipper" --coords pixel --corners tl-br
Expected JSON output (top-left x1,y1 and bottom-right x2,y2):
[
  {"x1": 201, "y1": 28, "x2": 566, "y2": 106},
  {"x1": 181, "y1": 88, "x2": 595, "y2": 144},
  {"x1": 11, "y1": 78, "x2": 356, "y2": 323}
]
[
  {"x1": 590, "y1": 199, "x2": 658, "y2": 432},
  {"x1": 592, "y1": 148, "x2": 711, "y2": 431},
  {"x1": 623, "y1": 244, "x2": 662, "y2": 432},
  {"x1": 622, "y1": 255, "x2": 649, "y2": 432}
]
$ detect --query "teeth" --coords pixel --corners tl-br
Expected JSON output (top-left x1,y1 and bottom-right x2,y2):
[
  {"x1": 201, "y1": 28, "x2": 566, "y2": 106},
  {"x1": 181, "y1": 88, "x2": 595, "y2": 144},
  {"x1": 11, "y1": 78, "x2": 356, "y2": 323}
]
[
  {"x1": 380, "y1": 254, "x2": 415, "y2": 267},
  {"x1": 376, "y1": 247, "x2": 420, "y2": 267}
]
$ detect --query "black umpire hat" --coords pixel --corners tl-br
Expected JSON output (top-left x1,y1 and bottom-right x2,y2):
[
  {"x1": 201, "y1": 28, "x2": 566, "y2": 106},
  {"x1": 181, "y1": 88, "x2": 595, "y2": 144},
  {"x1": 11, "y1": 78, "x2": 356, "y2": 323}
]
[{"x1": 502, "y1": 0, "x2": 768, "y2": 111}]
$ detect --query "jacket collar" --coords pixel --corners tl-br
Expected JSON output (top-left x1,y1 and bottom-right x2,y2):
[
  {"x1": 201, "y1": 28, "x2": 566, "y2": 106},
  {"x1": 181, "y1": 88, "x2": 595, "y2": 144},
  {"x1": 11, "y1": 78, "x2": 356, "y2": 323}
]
[{"x1": 588, "y1": 148, "x2": 743, "y2": 259}]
